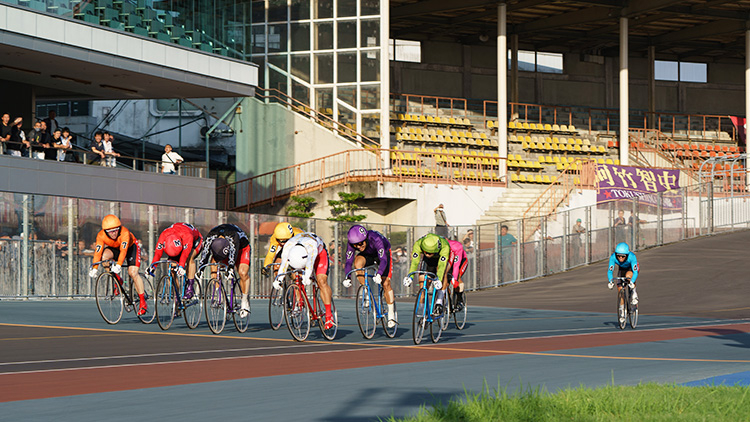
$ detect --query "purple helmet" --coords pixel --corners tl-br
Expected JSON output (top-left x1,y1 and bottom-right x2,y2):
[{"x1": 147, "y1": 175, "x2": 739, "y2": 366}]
[{"x1": 347, "y1": 225, "x2": 368, "y2": 244}]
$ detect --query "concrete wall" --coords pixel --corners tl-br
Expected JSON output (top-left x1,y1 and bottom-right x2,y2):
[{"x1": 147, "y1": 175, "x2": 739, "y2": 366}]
[
  {"x1": 0, "y1": 155, "x2": 215, "y2": 208},
  {"x1": 394, "y1": 40, "x2": 746, "y2": 115}
]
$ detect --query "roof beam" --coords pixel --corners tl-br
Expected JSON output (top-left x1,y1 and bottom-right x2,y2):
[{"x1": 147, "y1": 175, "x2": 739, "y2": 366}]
[
  {"x1": 391, "y1": 0, "x2": 495, "y2": 19},
  {"x1": 654, "y1": 19, "x2": 746, "y2": 45},
  {"x1": 516, "y1": 6, "x2": 616, "y2": 33},
  {"x1": 586, "y1": 12, "x2": 667, "y2": 37},
  {"x1": 662, "y1": 5, "x2": 750, "y2": 21},
  {"x1": 622, "y1": 0, "x2": 687, "y2": 17}
]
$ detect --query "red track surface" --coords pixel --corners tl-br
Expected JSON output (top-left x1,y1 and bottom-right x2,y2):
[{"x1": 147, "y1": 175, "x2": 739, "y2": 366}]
[{"x1": 4, "y1": 323, "x2": 748, "y2": 403}]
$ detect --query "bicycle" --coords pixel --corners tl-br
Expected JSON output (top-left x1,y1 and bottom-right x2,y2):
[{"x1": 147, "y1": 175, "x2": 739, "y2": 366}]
[
  {"x1": 345, "y1": 265, "x2": 397, "y2": 339},
  {"x1": 264, "y1": 262, "x2": 284, "y2": 330},
  {"x1": 444, "y1": 280, "x2": 468, "y2": 330},
  {"x1": 613, "y1": 276, "x2": 638, "y2": 329},
  {"x1": 152, "y1": 260, "x2": 203, "y2": 330},
  {"x1": 92, "y1": 260, "x2": 155, "y2": 325},
  {"x1": 282, "y1": 269, "x2": 338, "y2": 342},
  {"x1": 200, "y1": 262, "x2": 251, "y2": 334},
  {"x1": 408, "y1": 270, "x2": 447, "y2": 344}
]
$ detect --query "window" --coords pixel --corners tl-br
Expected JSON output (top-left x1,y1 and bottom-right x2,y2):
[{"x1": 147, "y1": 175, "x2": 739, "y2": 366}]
[
  {"x1": 655, "y1": 60, "x2": 707, "y2": 83},
  {"x1": 389, "y1": 39, "x2": 420, "y2": 63},
  {"x1": 508, "y1": 50, "x2": 563, "y2": 74}
]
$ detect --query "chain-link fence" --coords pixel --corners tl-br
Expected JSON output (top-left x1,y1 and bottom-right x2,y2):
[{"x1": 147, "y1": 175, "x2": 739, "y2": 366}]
[{"x1": 0, "y1": 181, "x2": 739, "y2": 299}]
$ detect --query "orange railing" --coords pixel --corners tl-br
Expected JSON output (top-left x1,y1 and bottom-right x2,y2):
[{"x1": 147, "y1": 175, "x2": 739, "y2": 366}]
[
  {"x1": 390, "y1": 93, "x2": 472, "y2": 119},
  {"x1": 522, "y1": 158, "x2": 595, "y2": 222},
  {"x1": 644, "y1": 112, "x2": 737, "y2": 143},
  {"x1": 257, "y1": 87, "x2": 380, "y2": 149},
  {"x1": 217, "y1": 149, "x2": 508, "y2": 211}
]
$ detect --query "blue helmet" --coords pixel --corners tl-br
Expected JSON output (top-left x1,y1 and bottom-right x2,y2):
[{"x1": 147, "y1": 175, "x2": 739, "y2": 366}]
[{"x1": 615, "y1": 242, "x2": 630, "y2": 255}]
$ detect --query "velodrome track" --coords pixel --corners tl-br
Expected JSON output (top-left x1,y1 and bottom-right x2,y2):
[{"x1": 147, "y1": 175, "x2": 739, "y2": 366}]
[{"x1": 2, "y1": 231, "x2": 750, "y2": 421}]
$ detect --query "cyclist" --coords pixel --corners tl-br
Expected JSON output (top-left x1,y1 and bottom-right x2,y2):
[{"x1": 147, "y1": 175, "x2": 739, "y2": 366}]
[
  {"x1": 89, "y1": 214, "x2": 148, "y2": 316},
  {"x1": 403, "y1": 233, "x2": 451, "y2": 315},
  {"x1": 447, "y1": 239, "x2": 468, "y2": 311},
  {"x1": 262, "y1": 222, "x2": 304, "y2": 277},
  {"x1": 273, "y1": 232, "x2": 335, "y2": 329},
  {"x1": 148, "y1": 222, "x2": 203, "y2": 300},
  {"x1": 197, "y1": 223, "x2": 251, "y2": 318},
  {"x1": 341, "y1": 225, "x2": 396, "y2": 328},
  {"x1": 607, "y1": 242, "x2": 640, "y2": 310}
]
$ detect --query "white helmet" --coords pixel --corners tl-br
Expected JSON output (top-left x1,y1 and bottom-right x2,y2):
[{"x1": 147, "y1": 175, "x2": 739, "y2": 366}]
[{"x1": 288, "y1": 244, "x2": 308, "y2": 270}]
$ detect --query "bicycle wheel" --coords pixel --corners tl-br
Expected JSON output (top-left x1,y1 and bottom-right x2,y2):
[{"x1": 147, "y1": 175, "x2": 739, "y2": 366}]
[
  {"x1": 412, "y1": 288, "x2": 427, "y2": 345},
  {"x1": 438, "y1": 290, "x2": 450, "y2": 332},
  {"x1": 155, "y1": 275, "x2": 176, "y2": 330},
  {"x1": 232, "y1": 281, "x2": 251, "y2": 333},
  {"x1": 268, "y1": 284, "x2": 284, "y2": 330},
  {"x1": 453, "y1": 290, "x2": 467, "y2": 330},
  {"x1": 356, "y1": 284, "x2": 376, "y2": 339},
  {"x1": 284, "y1": 284, "x2": 310, "y2": 341},
  {"x1": 430, "y1": 294, "x2": 444, "y2": 343},
  {"x1": 628, "y1": 291, "x2": 639, "y2": 329},
  {"x1": 616, "y1": 286, "x2": 627, "y2": 330},
  {"x1": 95, "y1": 272, "x2": 123, "y2": 324},
  {"x1": 136, "y1": 276, "x2": 156, "y2": 324},
  {"x1": 183, "y1": 279, "x2": 202, "y2": 329},
  {"x1": 204, "y1": 278, "x2": 227, "y2": 334},
  {"x1": 380, "y1": 293, "x2": 397, "y2": 339},
  {"x1": 316, "y1": 288, "x2": 338, "y2": 341}
]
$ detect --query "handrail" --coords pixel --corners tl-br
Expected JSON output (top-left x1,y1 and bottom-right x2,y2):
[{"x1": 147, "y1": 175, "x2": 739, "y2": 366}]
[
  {"x1": 628, "y1": 129, "x2": 699, "y2": 182},
  {"x1": 257, "y1": 87, "x2": 380, "y2": 149},
  {"x1": 216, "y1": 148, "x2": 508, "y2": 211},
  {"x1": 644, "y1": 111, "x2": 737, "y2": 143},
  {"x1": 522, "y1": 158, "x2": 594, "y2": 221}
]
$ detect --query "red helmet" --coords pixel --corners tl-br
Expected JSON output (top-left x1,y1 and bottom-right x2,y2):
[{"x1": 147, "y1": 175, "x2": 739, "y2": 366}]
[{"x1": 164, "y1": 235, "x2": 183, "y2": 257}]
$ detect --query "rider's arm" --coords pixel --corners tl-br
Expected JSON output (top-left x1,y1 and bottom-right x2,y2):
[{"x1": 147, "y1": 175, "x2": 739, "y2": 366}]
[
  {"x1": 629, "y1": 254, "x2": 639, "y2": 283},
  {"x1": 408, "y1": 240, "x2": 423, "y2": 274},
  {"x1": 451, "y1": 250, "x2": 461, "y2": 281},
  {"x1": 115, "y1": 229, "x2": 132, "y2": 266},
  {"x1": 151, "y1": 233, "x2": 166, "y2": 266},
  {"x1": 277, "y1": 243, "x2": 291, "y2": 276},
  {"x1": 263, "y1": 235, "x2": 280, "y2": 268},
  {"x1": 197, "y1": 234, "x2": 217, "y2": 270},
  {"x1": 302, "y1": 242, "x2": 317, "y2": 282},
  {"x1": 607, "y1": 254, "x2": 616, "y2": 281},
  {"x1": 177, "y1": 234, "x2": 192, "y2": 268},
  {"x1": 343, "y1": 242, "x2": 356, "y2": 276},
  {"x1": 92, "y1": 231, "x2": 106, "y2": 269},
  {"x1": 371, "y1": 234, "x2": 390, "y2": 277},
  {"x1": 436, "y1": 242, "x2": 451, "y2": 281}
]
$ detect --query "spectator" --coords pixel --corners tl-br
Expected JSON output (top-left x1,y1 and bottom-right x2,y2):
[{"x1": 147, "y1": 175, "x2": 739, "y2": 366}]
[
  {"x1": 0, "y1": 113, "x2": 11, "y2": 154},
  {"x1": 89, "y1": 131, "x2": 106, "y2": 165},
  {"x1": 434, "y1": 203, "x2": 449, "y2": 238},
  {"x1": 571, "y1": 218, "x2": 586, "y2": 263},
  {"x1": 629, "y1": 212, "x2": 646, "y2": 247},
  {"x1": 56, "y1": 128, "x2": 74, "y2": 162},
  {"x1": 38, "y1": 121, "x2": 55, "y2": 160},
  {"x1": 102, "y1": 131, "x2": 120, "y2": 167},
  {"x1": 27, "y1": 121, "x2": 44, "y2": 160},
  {"x1": 461, "y1": 229, "x2": 475, "y2": 254},
  {"x1": 8, "y1": 116, "x2": 26, "y2": 157},
  {"x1": 498, "y1": 224, "x2": 517, "y2": 281},
  {"x1": 162, "y1": 144, "x2": 183, "y2": 174},
  {"x1": 42, "y1": 110, "x2": 59, "y2": 135},
  {"x1": 613, "y1": 209, "x2": 626, "y2": 244},
  {"x1": 50, "y1": 129, "x2": 69, "y2": 162}
]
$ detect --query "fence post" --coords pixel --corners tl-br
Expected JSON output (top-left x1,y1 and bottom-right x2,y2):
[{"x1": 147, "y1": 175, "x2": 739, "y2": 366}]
[
  {"x1": 698, "y1": 183, "x2": 704, "y2": 236},
  {"x1": 67, "y1": 198, "x2": 74, "y2": 298},
  {"x1": 249, "y1": 213, "x2": 257, "y2": 297},
  {"x1": 682, "y1": 187, "x2": 687, "y2": 240},
  {"x1": 657, "y1": 191, "x2": 663, "y2": 245},
  {"x1": 494, "y1": 223, "x2": 500, "y2": 284},
  {"x1": 516, "y1": 219, "x2": 523, "y2": 281},
  {"x1": 332, "y1": 221, "x2": 340, "y2": 298},
  {"x1": 148, "y1": 206, "x2": 155, "y2": 264},
  {"x1": 585, "y1": 205, "x2": 591, "y2": 265},
  {"x1": 541, "y1": 217, "x2": 547, "y2": 276},
  {"x1": 472, "y1": 224, "x2": 478, "y2": 291},
  {"x1": 608, "y1": 202, "x2": 614, "y2": 253},
  {"x1": 562, "y1": 211, "x2": 568, "y2": 270},
  {"x1": 21, "y1": 194, "x2": 30, "y2": 297},
  {"x1": 708, "y1": 181, "x2": 714, "y2": 234}
]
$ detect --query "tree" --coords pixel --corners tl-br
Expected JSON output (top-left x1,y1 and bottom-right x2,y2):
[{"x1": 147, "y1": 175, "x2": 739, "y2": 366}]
[
  {"x1": 287, "y1": 196, "x2": 315, "y2": 219},
  {"x1": 328, "y1": 192, "x2": 366, "y2": 222}
]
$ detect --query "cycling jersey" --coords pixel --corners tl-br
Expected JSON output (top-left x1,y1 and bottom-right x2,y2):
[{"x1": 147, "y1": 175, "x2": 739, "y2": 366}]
[
  {"x1": 151, "y1": 223, "x2": 203, "y2": 268},
  {"x1": 408, "y1": 235, "x2": 451, "y2": 281},
  {"x1": 447, "y1": 239, "x2": 468, "y2": 285},
  {"x1": 278, "y1": 232, "x2": 328, "y2": 281},
  {"x1": 93, "y1": 227, "x2": 139, "y2": 268},
  {"x1": 197, "y1": 224, "x2": 250, "y2": 269},
  {"x1": 343, "y1": 230, "x2": 391, "y2": 277},
  {"x1": 608, "y1": 251, "x2": 639, "y2": 283},
  {"x1": 263, "y1": 226, "x2": 304, "y2": 268}
]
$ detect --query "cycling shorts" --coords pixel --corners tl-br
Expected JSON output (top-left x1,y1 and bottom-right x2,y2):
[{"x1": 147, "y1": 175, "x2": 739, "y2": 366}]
[
  {"x1": 314, "y1": 246, "x2": 329, "y2": 277},
  {"x1": 617, "y1": 266, "x2": 632, "y2": 280},
  {"x1": 418, "y1": 258, "x2": 438, "y2": 276},
  {"x1": 218, "y1": 244, "x2": 251, "y2": 267},
  {"x1": 361, "y1": 250, "x2": 392, "y2": 279},
  {"x1": 446, "y1": 256, "x2": 467, "y2": 287},
  {"x1": 106, "y1": 242, "x2": 141, "y2": 268}
]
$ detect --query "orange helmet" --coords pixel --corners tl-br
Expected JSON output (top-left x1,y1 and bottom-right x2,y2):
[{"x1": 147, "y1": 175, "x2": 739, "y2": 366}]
[{"x1": 102, "y1": 215, "x2": 122, "y2": 230}]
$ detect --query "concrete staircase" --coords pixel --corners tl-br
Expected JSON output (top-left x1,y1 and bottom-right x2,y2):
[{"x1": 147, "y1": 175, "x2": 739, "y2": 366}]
[{"x1": 475, "y1": 185, "x2": 548, "y2": 226}]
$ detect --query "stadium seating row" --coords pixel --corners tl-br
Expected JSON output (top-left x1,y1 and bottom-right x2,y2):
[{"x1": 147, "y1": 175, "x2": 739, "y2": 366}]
[
  {"x1": 394, "y1": 113, "x2": 472, "y2": 127},
  {"x1": 394, "y1": 126, "x2": 489, "y2": 140},
  {"x1": 488, "y1": 121, "x2": 577, "y2": 133},
  {"x1": 510, "y1": 174, "x2": 582, "y2": 185},
  {"x1": 395, "y1": 133, "x2": 496, "y2": 147},
  {"x1": 522, "y1": 140, "x2": 607, "y2": 154}
]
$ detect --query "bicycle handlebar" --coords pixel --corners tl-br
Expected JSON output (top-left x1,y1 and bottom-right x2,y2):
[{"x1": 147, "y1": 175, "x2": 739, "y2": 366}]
[
  {"x1": 198, "y1": 262, "x2": 233, "y2": 274},
  {"x1": 344, "y1": 265, "x2": 378, "y2": 280},
  {"x1": 91, "y1": 259, "x2": 115, "y2": 268},
  {"x1": 150, "y1": 259, "x2": 179, "y2": 269},
  {"x1": 406, "y1": 270, "x2": 440, "y2": 288}
]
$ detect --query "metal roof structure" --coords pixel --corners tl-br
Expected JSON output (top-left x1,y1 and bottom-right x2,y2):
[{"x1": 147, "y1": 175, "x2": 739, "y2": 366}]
[{"x1": 390, "y1": 0, "x2": 750, "y2": 62}]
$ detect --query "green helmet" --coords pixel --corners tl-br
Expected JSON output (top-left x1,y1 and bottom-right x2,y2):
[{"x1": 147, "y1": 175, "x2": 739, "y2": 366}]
[{"x1": 421, "y1": 234, "x2": 441, "y2": 254}]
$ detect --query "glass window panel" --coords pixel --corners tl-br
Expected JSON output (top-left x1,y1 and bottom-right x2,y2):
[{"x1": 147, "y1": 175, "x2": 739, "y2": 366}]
[
  {"x1": 518, "y1": 50, "x2": 535, "y2": 71},
  {"x1": 361, "y1": 19, "x2": 379, "y2": 48},
  {"x1": 316, "y1": 87, "x2": 333, "y2": 115},
  {"x1": 315, "y1": 53, "x2": 334, "y2": 84},
  {"x1": 338, "y1": 107, "x2": 356, "y2": 133},
  {"x1": 362, "y1": 113, "x2": 381, "y2": 139},
  {"x1": 291, "y1": 0, "x2": 310, "y2": 21},
  {"x1": 314, "y1": 22, "x2": 334, "y2": 50},
  {"x1": 252, "y1": 57, "x2": 266, "y2": 85},
  {"x1": 337, "y1": 52, "x2": 357, "y2": 83},
  {"x1": 250, "y1": 25, "x2": 265, "y2": 54},
  {"x1": 680, "y1": 62, "x2": 707, "y2": 83},
  {"x1": 315, "y1": 0, "x2": 333, "y2": 19},
  {"x1": 361, "y1": 0, "x2": 379, "y2": 16},
  {"x1": 361, "y1": 85, "x2": 380, "y2": 110},
  {"x1": 337, "y1": 20, "x2": 356, "y2": 49},
  {"x1": 291, "y1": 54, "x2": 311, "y2": 83},
  {"x1": 268, "y1": 54, "x2": 288, "y2": 71},
  {"x1": 291, "y1": 23, "x2": 310, "y2": 51},
  {"x1": 655, "y1": 60, "x2": 678, "y2": 81},
  {"x1": 390, "y1": 39, "x2": 420, "y2": 62},
  {"x1": 268, "y1": 24, "x2": 287, "y2": 53},
  {"x1": 338, "y1": 85, "x2": 357, "y2": 108},
  {"x1": 536, "y1": 52, "x2": 562, "y2": 74},
  {"x1": 269, "y1": 67, "x2": 288, "y2": 93},
  {"x1": 268, "y1": 0, "x2": 287, "y2": 23},
  {"x1": 337, "y1": 0, "x2": 356, "y2": 17},
  {"x1": 361, "y1": 50, "x2": 379, "y2": 82},
  {"x1": 251, "y1": 0, "x2": 265, "y2": 23},
  {"x1": 292, "y1": 81, "x2": 310, "y2": 107}
]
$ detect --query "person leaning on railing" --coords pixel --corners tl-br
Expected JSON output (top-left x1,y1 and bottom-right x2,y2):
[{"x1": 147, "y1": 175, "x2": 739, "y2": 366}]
[{"x1": 162, "y1": 144, "x2": 183, "y2": 174}]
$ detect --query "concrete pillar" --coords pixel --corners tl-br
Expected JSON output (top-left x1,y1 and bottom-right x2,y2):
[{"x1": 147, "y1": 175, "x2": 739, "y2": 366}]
[
  {"x1": 619, "y1": 17, "x2": 629, "y2": 165},
  {"x1": 380, "y1": 0, "x2": 391, "y2": 166},
  {"x1": 648, "y1": 45, "x2": 656, "y2": 129},
  {"x1": 497, "y1": 3, "x2": 508, "y2": 178},
  {"x1": 746, "y1": 30, "x2": 750, "y2": 189},
  {"x1": 511, "y1": 34, "x2": 519, "y2": 104}
]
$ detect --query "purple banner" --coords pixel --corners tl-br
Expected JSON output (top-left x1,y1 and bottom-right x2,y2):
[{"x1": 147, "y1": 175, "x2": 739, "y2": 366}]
[{"x1": 596, "y1": 164, "x2": 681, "y2": 209}]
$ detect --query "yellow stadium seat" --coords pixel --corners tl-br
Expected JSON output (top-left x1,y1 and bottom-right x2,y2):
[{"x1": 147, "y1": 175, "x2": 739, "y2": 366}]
[
  {"x1": 606, "y1": 158, "x2": 614, "y2": 165},
  {"x1": 576, "y1": 138, "x2": 583, "y2": 145},
  {"x1": 614, "y1": 159, "x2": 620, "y2": 165},
  {"x1": 582, "y1": 145, "x2": 590, "y2": 152},
  {"x1": 569, "y1": 124, "x2": 576, "y2": 132},
  {"x1": 521, "y1": 122, "x2": 530, "y2": 130},
  {"x1": 561, "y1": 124, "x2": 569, "y2": 132},
  {"x1": 519, "y1": 174, "x2": 527, "y2": 182},
  {"x1": 418, "y1": 115, "x2": 427, "y2": 122},
  {"x1": 575, "y1": 145, "x2": 582, "y2": 152},
  {"x1": 426, "y1": 116, "x2": 435, "y2": 123},
  {"x1": 534, "y1": 175, "x2": 544, "y2": 183},
  {"x1": 542, "y1": 175, "x2": 551, "y2": 184},
  {"x1": 552, "y1": 124, "x2": 560, "y2": 131},
  {"x1": 574, "y1": 176, "x2": 581, "y2": 184},
  {"x1": 599, "y1": 146, "x2": 607, "y2": 153},
  {"x1": 582, "y1": 138, "x2": 590, "y2": 146},
  {"x1": 511, "y1": 174, "x2": 519, "y2": 182}
]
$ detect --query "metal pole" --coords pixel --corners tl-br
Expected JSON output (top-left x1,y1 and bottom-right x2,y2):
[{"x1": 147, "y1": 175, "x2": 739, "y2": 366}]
[
  {"x1": 619, "y1": 17, "x2": 629, "y2": 165},
  {"x1": 178, "y1": 99, "x2": 182, "y2": 155},
  {"x1": 657, "y1": 191, "x2": 663, "y2": 246},
  {"x1": 746, "y1": 30, "x2": 750, "y2": 191},
  {"x1": 332, "y1": 222, "x2": 340, "y2": 298},
  {"x1": 497, "y1": 2, "x2": 508, "y2": 180},
  {"x1": 67, "y1": 198, "x2": 74, "y2": 298},
  {"x1": 494, "y1": 223, "x2": 500, "y2": 284},
  {"x1": 21, "y1": 194, "x2": 29, "y2": 297},
  {"x1": 562, "y1": 211, "x2": 568, "y2": 270},
  {"x1": 708, "y1": 181, "x2": 714, "y2": 234},
  {"x1": 249, "y1": 213, "x2": 257, "y2": 297},
  {"x1": 585, "y1": 205, "x2": 591, "y2": 265},
  {"x1": 205, "y1": 98, "x2": 244, "y2": 178},
  {"x1": 471, "y1": 224, "x2": 478, "y2": 290},
  {"x1": 148, "y1": 206, "x2": 155, "y2": 263}
]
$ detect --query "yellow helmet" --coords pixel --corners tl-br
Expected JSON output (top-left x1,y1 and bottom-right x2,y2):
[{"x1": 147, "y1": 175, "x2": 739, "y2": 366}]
[
  {"x1": 274, "y1": 222, "x2": 295, "y2": 241},
  {"x1": 102, "y1": 214, "x2": 122, "y2": 230}
]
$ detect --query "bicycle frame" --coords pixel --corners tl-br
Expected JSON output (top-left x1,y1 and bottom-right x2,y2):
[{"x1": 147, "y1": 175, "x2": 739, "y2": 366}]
[
  {"x1": 153, "y1": 260, "x2": 189, "y2": 309},
  {"x1": 345, "y1": 265, "x2": 386, "y2": 319},
  {"x1": 92, "y1": 260, "x2": 136, "y2": 308},
  {"x1": 407, "y1": 270, "x2": 440, "y2": 324},
  {"x1": 285, "y1": 270, "x2": 323, "y2": 322},
  {"x1": 199, "y1": 262, "x2": 241, "y2": 313}
]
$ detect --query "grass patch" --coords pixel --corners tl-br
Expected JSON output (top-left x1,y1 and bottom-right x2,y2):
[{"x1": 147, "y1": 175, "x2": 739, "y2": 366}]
[{"x1": 385, "y1": 382, "x2": 750, "y2": 422}]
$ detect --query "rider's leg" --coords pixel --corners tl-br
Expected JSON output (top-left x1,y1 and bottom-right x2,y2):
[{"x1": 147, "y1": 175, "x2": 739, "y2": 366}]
[
  {"x1": 238, "y1": 262, "x2": 251, "y2": 316},
  {"x1": 353, "y1": 255, "x2": 367, "y2": 285},
  {"x1": 625, "y1": 270, "x2": 637, "y2": 304}
]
